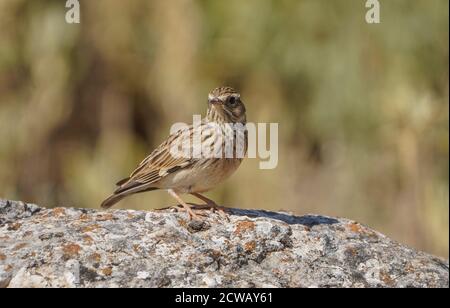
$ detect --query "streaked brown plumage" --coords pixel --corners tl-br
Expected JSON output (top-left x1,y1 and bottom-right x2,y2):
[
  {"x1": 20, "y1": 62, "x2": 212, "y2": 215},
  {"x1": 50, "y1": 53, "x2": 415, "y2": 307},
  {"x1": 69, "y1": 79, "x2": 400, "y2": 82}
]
[{"x1": 101, "y1": 87, "x2": 247, "y2": 219}]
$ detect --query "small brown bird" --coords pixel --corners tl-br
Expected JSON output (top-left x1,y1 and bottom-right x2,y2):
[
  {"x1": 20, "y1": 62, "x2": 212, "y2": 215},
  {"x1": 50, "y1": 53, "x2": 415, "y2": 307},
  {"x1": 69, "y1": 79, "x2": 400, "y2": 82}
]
[{"x1": 101, "y1": 87, "x2": 247, "y2": 219}]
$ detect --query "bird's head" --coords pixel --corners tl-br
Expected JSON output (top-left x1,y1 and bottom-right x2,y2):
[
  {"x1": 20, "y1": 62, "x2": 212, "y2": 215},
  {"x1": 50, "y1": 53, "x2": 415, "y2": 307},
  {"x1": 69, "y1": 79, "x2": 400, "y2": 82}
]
[{"x1": 207, "y1": 86, "x2": 246, "y2": 124}]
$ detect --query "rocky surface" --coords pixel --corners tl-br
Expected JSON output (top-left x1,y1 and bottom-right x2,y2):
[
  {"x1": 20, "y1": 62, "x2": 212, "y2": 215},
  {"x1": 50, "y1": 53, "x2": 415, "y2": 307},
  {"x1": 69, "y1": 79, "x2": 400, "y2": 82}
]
[{"x1": 0, "y1": 199, "x2": 448, "y2": 288}]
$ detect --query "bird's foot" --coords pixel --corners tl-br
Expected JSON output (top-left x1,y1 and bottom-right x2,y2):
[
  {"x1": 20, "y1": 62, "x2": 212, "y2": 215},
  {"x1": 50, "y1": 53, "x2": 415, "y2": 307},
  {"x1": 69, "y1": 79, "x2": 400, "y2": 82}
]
[
  {"x1": 194, "y1": 201, "x2": 230, "y2": 221},
  {"x1": 189, "y1": 193, "x2": 230, "y2": 220},
  {"x1": 164, "y1": 203, "x2": 209, "y2": 220},
  {"x1": 158, "y1": 203, "x2": 228, "y2": 221}
]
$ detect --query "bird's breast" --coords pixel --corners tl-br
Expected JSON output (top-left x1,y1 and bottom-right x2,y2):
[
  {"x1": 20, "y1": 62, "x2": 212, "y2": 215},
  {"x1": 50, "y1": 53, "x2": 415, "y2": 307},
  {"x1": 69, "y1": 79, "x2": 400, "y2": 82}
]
[
  {"x1": 157, "y1": 158, "x2": 243, "y2": 194},
  {"x1": 155, "y1": 122, "x2": 246, "y2": 194}
]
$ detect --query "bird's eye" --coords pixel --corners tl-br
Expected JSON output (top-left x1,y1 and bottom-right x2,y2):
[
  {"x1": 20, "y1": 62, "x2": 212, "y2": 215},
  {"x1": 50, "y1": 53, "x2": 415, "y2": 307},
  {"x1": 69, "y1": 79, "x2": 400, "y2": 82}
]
[{"x1": 228, "y1": 96, "x2": 237, "y2": 106}]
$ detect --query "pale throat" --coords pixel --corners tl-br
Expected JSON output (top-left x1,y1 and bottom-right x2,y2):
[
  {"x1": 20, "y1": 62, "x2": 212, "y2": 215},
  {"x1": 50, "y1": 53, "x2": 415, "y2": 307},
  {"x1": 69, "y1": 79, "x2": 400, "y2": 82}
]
[
  {"x1": 206, "y1": 105, "x2": 246, "y2": 125},
  {"x1": 206, "y1": 106, "x2": 229, "y2": 123}
]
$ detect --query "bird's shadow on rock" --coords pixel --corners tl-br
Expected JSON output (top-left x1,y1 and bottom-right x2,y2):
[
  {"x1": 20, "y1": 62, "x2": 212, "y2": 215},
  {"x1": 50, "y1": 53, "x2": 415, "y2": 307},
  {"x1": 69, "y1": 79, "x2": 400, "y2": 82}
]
[
  {"x1": 228, "y1": 208, "x2": 339, "y2": 227},
  {"x1": 163, "y1": 203, "x2": 339, "y2": 227}
]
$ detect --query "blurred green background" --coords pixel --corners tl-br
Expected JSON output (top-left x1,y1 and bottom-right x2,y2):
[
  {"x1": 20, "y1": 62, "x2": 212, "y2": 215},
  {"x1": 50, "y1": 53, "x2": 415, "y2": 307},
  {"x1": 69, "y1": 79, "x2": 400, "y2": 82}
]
[{"x1": 0, "y1": 0, "x2": 448, "y2": 257}]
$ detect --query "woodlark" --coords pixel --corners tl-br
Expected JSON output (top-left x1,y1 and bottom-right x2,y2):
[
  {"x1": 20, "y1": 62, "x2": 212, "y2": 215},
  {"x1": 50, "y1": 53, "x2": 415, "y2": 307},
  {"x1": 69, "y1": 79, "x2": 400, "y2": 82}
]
[{"x1": 101, "y1": 87, "x2": 247, "y2": 219}]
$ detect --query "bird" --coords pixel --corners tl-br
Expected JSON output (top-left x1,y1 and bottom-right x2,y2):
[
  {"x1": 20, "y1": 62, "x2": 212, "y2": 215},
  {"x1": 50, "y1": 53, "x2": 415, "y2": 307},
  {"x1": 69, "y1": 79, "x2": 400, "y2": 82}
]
[{"x1": 101, "y1": 86, "x2": 247, "y2": 220}]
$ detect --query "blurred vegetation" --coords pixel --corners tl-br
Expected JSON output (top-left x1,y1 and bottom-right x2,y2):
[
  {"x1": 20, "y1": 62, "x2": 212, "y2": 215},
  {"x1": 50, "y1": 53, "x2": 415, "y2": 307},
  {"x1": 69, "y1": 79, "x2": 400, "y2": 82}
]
[{"x1": 0, "y1": 0, "x2": 448, "y2": 257}]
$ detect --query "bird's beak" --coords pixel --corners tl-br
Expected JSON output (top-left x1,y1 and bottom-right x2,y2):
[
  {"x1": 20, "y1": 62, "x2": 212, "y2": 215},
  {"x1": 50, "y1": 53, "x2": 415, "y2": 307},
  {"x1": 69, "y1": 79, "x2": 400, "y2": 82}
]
[{"x1": 208, "y1": 97, "x2": 222, "y2": 105}]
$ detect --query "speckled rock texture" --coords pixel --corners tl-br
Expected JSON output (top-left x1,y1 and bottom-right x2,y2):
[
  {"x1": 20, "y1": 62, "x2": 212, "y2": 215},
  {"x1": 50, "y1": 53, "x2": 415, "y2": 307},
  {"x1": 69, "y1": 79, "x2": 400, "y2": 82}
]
[{"x1": 0, "y1": 199, "x2": 448, "y2": 288}]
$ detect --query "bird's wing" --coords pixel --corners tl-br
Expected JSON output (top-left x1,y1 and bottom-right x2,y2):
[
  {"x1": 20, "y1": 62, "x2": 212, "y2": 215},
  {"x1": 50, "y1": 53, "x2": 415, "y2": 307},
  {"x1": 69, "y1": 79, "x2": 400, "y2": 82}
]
[{"x1": 114, "y1": 127, "x2": 196, "y2": 194}]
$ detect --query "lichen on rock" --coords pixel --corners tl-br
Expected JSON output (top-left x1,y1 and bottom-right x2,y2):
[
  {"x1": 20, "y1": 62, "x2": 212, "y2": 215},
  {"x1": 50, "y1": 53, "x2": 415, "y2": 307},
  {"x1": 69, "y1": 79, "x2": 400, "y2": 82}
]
[{"x1": 0, "y1": 199, "x2": 448, "y2": 288}]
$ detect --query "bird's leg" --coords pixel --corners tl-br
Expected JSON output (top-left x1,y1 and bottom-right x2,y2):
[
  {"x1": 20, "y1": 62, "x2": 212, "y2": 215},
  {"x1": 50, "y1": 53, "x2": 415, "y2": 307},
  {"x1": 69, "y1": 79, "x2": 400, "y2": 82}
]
[
  {"x1": 190, "y1": 192, "x2": 219, "y2": 207},
  {"x1": 167, "y1": 189, "x2": 200, "y2": 220},
  {"x1": 190, "y1": 192, "x2": 228, "y2": 219}
]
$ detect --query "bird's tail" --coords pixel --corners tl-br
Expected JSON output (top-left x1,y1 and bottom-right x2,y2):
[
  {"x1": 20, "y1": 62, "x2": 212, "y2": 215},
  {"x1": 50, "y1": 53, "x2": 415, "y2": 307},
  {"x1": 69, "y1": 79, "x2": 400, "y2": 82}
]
[
  {"x1": 101, "y1": 182, "x2": 158, "y2": 209},
  {"x1": 101, "y1": 193, "x2": 127, "y2": 209}
]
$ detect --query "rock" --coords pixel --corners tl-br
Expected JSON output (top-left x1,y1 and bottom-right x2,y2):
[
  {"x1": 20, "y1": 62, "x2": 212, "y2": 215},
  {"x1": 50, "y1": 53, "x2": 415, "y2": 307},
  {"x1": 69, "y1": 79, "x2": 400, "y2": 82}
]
[{"x1": 0, "y1": 199, "x2": 448, "y2": 288}]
